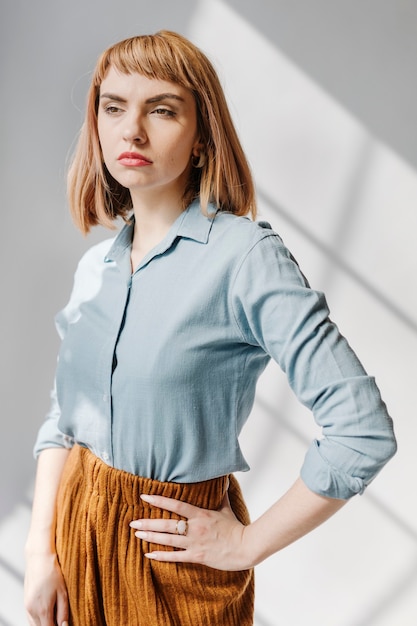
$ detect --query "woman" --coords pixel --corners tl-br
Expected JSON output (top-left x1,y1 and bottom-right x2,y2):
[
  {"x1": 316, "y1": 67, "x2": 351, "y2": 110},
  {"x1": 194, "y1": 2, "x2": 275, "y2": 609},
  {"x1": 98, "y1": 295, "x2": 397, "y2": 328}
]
[{"x1": 24, "y1": 30, "x2": 397, "y2": 626}]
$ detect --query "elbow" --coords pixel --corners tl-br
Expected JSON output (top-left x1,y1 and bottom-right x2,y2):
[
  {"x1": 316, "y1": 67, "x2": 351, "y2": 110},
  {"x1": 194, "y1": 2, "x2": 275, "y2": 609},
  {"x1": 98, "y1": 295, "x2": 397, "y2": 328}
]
[
  {"x1": 364, "y1": 427, "x2": 397, "y2": 485},
  {"x1": 378, "y1": 429, "x2": 398, "y2": 467}
]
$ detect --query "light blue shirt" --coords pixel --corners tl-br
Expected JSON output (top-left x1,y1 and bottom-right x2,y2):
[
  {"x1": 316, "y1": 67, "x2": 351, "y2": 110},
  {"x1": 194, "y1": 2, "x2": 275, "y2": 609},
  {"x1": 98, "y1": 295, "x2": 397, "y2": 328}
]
[{"x1": 34, "y1": 199, "x2": 396, "y2": 499}]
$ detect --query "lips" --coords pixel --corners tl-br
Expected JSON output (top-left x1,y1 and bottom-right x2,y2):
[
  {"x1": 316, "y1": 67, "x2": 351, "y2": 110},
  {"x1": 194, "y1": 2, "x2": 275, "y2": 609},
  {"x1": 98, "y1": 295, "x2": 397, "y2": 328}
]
[{"x1": 117, "y1": 152, "x2": 152, "y2": 166}]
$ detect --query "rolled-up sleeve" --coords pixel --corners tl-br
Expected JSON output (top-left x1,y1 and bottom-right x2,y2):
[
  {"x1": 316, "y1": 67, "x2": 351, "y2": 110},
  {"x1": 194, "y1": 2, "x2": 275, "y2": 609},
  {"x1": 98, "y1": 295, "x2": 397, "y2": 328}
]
[
  {"x1": 231, "y1": 231, "x2": 397, "y2": 499},
  {"x1": 33, "y1": 377, "x2": 74, "y2": 457},
  {"x1": 33, "y1": 293, "x2": 76, "y2": 458}
]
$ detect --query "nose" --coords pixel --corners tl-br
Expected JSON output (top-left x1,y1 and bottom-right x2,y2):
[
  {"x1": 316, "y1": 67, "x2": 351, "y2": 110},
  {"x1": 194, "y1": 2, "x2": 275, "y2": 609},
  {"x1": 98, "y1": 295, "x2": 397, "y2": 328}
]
[{"x1": 122, "y1": 113, "x2": 147, "y2": 144}]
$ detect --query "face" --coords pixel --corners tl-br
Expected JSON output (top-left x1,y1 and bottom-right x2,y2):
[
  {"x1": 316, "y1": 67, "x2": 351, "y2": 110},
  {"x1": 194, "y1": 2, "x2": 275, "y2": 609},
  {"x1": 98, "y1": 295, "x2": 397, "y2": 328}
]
[{"x1": 97, "y1": 67, "x2": 201, "y2": 205}]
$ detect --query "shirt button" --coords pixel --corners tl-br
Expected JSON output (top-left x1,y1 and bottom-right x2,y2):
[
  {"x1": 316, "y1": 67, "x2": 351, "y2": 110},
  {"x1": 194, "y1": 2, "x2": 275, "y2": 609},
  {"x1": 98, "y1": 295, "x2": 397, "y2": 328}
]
[{"x1": 102, "y1": 451, "x2": 110, "y2": 462}]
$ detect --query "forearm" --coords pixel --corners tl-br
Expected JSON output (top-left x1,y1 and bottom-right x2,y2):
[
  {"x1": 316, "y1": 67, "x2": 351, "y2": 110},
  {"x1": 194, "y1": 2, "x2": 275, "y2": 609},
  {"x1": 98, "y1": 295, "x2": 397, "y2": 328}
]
[
  {"x1": 25, "y1": 447, "x2": 70, "y2": 555},
  {"x1": 244, "y1": 476, "x2": 347, "y2": 566}
]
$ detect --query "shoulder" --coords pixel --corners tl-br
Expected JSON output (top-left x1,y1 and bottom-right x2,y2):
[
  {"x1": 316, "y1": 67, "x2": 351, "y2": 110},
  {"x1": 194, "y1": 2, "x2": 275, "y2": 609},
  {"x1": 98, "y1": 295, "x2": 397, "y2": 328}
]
[
  {"x1": 211, "y1": 210, "x2": 283, "y2": 253},
  {"x1": 210, "y1": 211, "x2": 299, "y2": 274},
  {"x1": 211, "y1": 212, "x2": 310, "y2": 291},
  {"x1": 76, "y1": 237, "x2": 116, "y2": 274}
]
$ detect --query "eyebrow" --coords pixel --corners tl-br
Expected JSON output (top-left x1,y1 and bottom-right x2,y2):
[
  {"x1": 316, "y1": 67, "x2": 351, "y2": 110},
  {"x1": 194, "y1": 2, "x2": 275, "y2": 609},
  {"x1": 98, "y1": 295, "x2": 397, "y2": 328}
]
[{"x1": 100, "y1": 92, "x2": 185, "y2": 104}]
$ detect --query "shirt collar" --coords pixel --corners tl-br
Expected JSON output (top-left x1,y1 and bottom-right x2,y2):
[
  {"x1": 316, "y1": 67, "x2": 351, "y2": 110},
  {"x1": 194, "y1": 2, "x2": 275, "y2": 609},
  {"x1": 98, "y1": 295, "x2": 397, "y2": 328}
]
[
  {"x1": 104, "y1": 199, "x2": 217, "y2": 264},
  {"x1": 176, "y1": 198, "x2": 217, "y2": 244},
  {"x1": 104, "y1": 219, "x2": 134, "y2": 264}
]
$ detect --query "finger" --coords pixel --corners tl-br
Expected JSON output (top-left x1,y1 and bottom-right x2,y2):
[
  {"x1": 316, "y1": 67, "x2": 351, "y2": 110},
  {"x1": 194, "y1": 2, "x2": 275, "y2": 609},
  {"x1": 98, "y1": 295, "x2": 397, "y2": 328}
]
[
  {"x1": 25, "y1": 614, "x2": 38, "y2": 626},
  {"x1": 220, "y1": 489, "x2": 235, "y2": 516},
  {"x1": 140, "y1": 493, "x2": 197, "y2": 517},
  {"x1": 25, "y1": 608, "x2": 45, "y2": 626},
  {"x1": 56, "y1": 590, "x2": 69, "y2": 626},
  {"x1": 220, "y1": 488, "x2": 231, "y2": 511},
  {"x1": 133, "y1": 529, "x2": 188, "y2": 549},
  {"x1": 145, "y1": 549, "x2": 196, "y2": 564},
  {"x1": 129, "y1": 518, "x2": 180, "y2": 533},
  {"x1": 45, "y1": 604, "x2": 56, "y2": 626}
]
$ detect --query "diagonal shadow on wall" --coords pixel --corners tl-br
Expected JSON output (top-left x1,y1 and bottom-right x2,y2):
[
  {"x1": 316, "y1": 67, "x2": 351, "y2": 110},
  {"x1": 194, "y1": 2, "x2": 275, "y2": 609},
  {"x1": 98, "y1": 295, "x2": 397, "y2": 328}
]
[{"x1": 224, "y1": 0, "x2": 417, "y2": 172}]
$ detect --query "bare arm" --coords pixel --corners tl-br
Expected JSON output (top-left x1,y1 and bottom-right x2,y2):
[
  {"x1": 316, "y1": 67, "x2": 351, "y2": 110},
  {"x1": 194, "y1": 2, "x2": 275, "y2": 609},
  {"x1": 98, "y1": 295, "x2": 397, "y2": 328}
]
[
  {"x1": 129, "y1": 476, "x2": 346, "y2": 571},
  {"x1": 242, "y1": 477, "x2": 346, "y2": 566},
  {"x1": 25, "y1": 448, "x2": 70, "y2": 626}
]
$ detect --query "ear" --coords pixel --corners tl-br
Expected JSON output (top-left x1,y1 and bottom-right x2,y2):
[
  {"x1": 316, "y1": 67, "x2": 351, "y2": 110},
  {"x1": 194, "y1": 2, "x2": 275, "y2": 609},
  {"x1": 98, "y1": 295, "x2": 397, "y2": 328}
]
[{"x1": 192, "y1": 141, "x2": 205, "y2": 158}]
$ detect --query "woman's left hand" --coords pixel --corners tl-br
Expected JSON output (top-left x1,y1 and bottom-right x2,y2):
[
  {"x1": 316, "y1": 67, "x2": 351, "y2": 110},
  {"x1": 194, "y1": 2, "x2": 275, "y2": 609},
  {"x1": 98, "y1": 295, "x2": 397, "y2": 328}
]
[{"x1": 129, "y1": 490, "x2": 254, "y2": 571}]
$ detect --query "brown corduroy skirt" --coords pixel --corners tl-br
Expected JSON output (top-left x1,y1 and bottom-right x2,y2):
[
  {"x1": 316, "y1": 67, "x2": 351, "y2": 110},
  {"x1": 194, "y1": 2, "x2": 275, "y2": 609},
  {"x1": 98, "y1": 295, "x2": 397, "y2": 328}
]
[{"x1": 55, "y1": 445, "x2": 254, "y2": 626}]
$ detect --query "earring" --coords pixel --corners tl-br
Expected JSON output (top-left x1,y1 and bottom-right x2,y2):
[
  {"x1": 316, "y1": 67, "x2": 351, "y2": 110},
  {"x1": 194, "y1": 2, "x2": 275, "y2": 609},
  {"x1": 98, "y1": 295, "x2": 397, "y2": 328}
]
[{"x1": 191, "y1": 152, "x2": 206, "y2": 168}]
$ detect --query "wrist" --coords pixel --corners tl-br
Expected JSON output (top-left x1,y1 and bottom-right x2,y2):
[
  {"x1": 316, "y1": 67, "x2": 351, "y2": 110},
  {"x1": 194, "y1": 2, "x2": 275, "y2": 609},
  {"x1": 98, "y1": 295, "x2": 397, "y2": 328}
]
[
  {"x1": 25, "y1": 549, "x2": 58, "y2": 566},
  {"x1": 241, "y1": 523, "x2": 265, "y2": 569},
  {"x1": 25, "y1": 530, "x2": 56, "y2": 557}
]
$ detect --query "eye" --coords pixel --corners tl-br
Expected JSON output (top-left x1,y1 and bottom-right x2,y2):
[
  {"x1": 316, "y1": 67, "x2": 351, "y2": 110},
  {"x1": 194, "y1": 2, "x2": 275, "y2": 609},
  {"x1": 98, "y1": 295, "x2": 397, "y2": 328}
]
[
  {"x1": 152, "y1": 107, "x2": 176, "y2": 117},
  {"x1": 103, "y1": 104, "x2": 124, "y2": 115}
]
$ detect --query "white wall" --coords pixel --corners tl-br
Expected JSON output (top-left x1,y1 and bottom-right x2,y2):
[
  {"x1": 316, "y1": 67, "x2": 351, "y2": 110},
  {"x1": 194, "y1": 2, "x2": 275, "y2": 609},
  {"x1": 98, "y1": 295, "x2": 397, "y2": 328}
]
[{"x1": 1, "y1": 1, "x2": 416, "y2": 624}]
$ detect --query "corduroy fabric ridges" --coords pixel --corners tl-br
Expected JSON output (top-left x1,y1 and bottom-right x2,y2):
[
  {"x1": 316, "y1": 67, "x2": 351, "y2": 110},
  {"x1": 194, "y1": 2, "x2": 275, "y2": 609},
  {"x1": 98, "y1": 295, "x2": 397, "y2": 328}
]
[{"x1": 55, "y1": 445, "x2": 254, "y2": 625}]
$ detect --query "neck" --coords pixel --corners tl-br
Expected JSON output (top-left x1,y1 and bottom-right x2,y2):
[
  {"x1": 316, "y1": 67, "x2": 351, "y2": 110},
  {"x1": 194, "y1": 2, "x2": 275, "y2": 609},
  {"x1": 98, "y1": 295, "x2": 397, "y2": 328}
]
[
  {"x1": 132, "y1": 197, "x2": 184, "y2": 241},
  {"x1": 131, "y1": 182, "x2": 186, "y2": 223},
  {"x1": 129, "y1": 189, "x2": 186, "y2": 271}
]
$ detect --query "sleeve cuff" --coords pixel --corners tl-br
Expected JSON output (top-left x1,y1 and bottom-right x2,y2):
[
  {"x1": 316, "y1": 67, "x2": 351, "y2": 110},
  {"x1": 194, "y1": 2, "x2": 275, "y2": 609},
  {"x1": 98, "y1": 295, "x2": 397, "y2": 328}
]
[
  {"x1": 300, "y1": 440, "x2": 366, "y2": 500},
  {"x1": 33, "y1": 422, "x2": 74, "y2": 459}
]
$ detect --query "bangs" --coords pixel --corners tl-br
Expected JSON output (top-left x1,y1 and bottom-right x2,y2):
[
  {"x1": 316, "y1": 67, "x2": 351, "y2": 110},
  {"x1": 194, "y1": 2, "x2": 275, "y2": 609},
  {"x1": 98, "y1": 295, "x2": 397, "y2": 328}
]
[{"x1": 93, "y1": 33, "x2": 198, "y2": 90}]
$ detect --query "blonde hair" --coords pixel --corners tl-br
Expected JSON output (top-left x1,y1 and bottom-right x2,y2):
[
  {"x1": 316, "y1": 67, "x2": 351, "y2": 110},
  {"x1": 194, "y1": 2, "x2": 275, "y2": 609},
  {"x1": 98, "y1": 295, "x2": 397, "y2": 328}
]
[{"x1": 68, "y1": 30, "x2": 257, "y2": 233}]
